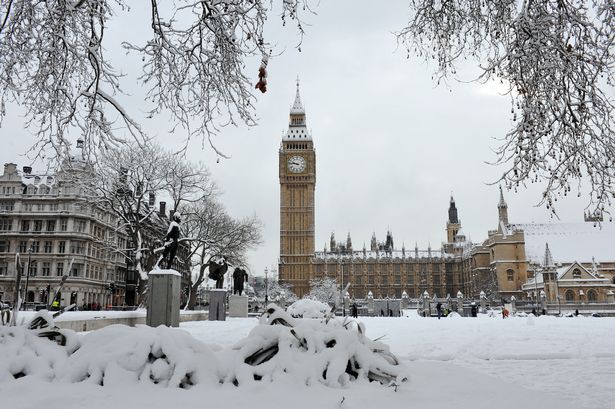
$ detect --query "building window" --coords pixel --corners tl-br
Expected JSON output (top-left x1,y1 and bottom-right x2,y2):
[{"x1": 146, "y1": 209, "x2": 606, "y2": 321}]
[
  {"x1": 34, "y1": 220, "x2": 43, "y2": 232},
  {"x1": 44, "y1": 241, "x2": 52, "y2": 253},
  {"x1": 58, "y1": 241, "x2": 66, "y2": 253},
  {"x1": 0, "y1": 202, "x2": 14, "y2": 211},
  {"x1": 395, "y1": 275, "x2": 401, "y2": 284},
  {"x1": 70, "y1": 241, "x2": 85, "y2": 254},
  {"x1": 368, "y1": 275, "x2": 374, "y2": 285},
  {"x1": 46, "y1": 220, "x2": 56, "y2": 232},
  {"x1": 42, "y1": 262, "x2": 51, "y2": 276},
  {"x1": 407, "y1": 274, "x2": 414, "y2": 284},
  {"x1": 0, "y1": 240, "x2": 9, "y2": 252},
  {"x1": 381, "y1": 275, "x2": 388, "y2": 285},
  {"x1": 31, "y1": 241, "x2": 40, "y2": 253},
  {"x1": 76, "y1": 219, "x2": 86, "y2": 233},
  {"x1": 28, "y1": 260, "x2": 38, "y2": 276},
  {"x1": 572, "y1": 269, "x2": 581, "y2": 279},
  {"x1": 0, "y1": 218, "x2": 12, "y2": 231},
  {"x1": 0, "y1": 261, "x2": 7, "y2": 275},
  {"x1": 433, "y1": 274, "x2": 440, "y2": 285},
  {"x1": 21, "y1": 220, "x2": 30, "y2": 232},
  {"x1": 507, "y1": 269, "x2": 514, "y2": 282},
  {"x1": 355, "y1": 276, "x2": 362, "y2": 285},
  {"x1": 587, "y1": 290, "x2": 598, "y2": 303},
  {"x1": 56, "y1": 262, "x2": 64, "y2": 276},
  {"x1": 60, "y1": 218, "x2": 68, "y2": 231},
  {"x1": 565, "y1": 290, "x2": 575, "y2": 303},
  {"x1": 18, "y1": 241, "x2": 28, "y2": 253}
]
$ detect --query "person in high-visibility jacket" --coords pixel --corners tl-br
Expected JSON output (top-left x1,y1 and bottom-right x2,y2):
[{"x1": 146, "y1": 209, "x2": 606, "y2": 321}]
[{"x1": 51, "y1": 298, "x2": 60, "y2": 311}]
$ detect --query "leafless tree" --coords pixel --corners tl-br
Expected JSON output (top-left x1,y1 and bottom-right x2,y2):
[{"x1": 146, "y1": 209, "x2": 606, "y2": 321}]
[
  {"x1": 70, "y1": 141, "x2": 216, "y2": 304},
  {"x1": 182, "y1": 198, "x2": 262, "y2": 309},
  {"x1": 0, "y1": 0, "x2": 313, "y2": 160},
  {"x1": 398, "y1": 0, "x2": 614, "y2": 216}
]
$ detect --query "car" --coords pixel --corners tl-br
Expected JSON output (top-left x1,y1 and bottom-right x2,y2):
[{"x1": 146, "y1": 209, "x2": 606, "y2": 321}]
[{"x1": 591, "y1": 313, "x2": 603, "y2": 318}]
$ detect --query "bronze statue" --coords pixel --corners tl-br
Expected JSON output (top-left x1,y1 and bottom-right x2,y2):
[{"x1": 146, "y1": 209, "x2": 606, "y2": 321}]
[
  {"x1": 208, "y1": 256, "x2": 228, "y2": 289},
  {"x1": 232, "y1": 268, "x2": 249, "y2": 295},
  {"x1": 162, "y1": 212, "x2": 181, "y2": 269}
]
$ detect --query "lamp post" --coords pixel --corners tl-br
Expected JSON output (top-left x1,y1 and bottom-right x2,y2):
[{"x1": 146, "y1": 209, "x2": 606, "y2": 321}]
[
  {"x1": 264, "y1": 267, "x2": 269, "y2": 305},
  {"x1": 22, "y1": 242, "x2": 34, "y2": 311}
]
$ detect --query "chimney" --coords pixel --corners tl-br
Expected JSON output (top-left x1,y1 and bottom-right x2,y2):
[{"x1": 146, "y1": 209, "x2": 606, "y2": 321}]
[
  {"x1": 148, "y1": 192, "x2": 155, "y2": 207},
  {"x1": 3, "y1": 163, "x2": 17, "y2": 176},
  {"x1": 22, "y1": 166, "x2": 32, "y2": 175},
  {"x1": 159, "y1": 201, "x2": 166, "y2": 217}
]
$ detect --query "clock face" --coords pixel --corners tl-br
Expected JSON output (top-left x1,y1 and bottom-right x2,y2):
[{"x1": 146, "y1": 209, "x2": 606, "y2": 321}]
[{"x1": 287, "y1": 155, "x2": 306, "y2": 173}]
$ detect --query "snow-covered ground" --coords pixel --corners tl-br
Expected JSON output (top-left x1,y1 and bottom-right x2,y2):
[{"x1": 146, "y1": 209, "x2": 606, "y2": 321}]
[{"x1": 2, "y1": 312, "x2": 614, "y2": 409}]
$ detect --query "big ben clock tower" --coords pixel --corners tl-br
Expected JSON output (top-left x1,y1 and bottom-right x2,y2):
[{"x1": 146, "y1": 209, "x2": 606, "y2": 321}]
[{"x1": 279, "y1": 80, "x2": 315, "y2": 297}]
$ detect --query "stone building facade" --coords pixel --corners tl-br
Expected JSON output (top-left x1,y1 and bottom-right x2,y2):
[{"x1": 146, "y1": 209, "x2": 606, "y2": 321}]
[
  {"x1": 278, "y1": 85, "x2": 615, "y2": 303},
  {"x1": 0, "y1": 149, "x2": 191, "y2": 309}
]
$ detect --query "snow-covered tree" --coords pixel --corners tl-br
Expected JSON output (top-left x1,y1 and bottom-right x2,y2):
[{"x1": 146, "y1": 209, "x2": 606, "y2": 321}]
[
  {"x1": 398, "y1": 0, "x2": 614, "y2": 215},
  {"x1": 0, "y1": 0, "x2": 312, "y2": 159},
  {"x1": 306, "y1": 277, "x2": 340, "y2": 307},
  {"x1": 72, "y1": 141, "x2": 216, "y2": 304},
  {"x1": 181, "y1": 198, "x2": 262, "y2": 309}
]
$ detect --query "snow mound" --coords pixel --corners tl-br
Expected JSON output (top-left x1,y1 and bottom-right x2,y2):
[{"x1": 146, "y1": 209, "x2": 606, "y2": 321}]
[
  {"x1": 446, "y1": 312, "x2": 461, "y2": 318},
  {"x1": 286, "y1": 299, "x2": 331, "y2": 318},
  {"x1": 0, "y1": 307, "x2": 408, "y2": 390}
]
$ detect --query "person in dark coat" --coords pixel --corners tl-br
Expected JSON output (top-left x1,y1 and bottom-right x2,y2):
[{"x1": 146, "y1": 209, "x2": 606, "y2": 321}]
[
  {"x1": 436, "y1": 302, "x2": 442, "y2": 319},
  {"x1": 162, "y1": 212, "x2": 181, "y2": 269},
  {"x1": 351, "y1": 303, "x2": 358, "y2": 318}
]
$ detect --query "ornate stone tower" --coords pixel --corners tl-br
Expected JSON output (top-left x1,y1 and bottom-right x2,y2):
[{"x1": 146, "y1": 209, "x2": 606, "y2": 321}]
[
  {"x1": 446, "y1": 195, "x2": 461, "y2": 244},
  {"x1": 498, "y1": 186, "x2": 509, "y2": 226},
  {"x1": 279, "y1": 80, "x2": 316, "y2": 297}
]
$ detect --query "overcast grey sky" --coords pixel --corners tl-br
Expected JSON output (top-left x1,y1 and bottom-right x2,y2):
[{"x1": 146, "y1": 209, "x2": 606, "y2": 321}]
[{"x1": 1, "y1": 1, "x2": 591, "y2": 277}]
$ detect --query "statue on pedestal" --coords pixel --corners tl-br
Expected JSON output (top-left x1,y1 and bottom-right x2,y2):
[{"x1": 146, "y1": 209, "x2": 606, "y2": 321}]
[
  {"x1": 162, "y1": 212, "x2": 181, "y2": 269},
  {"x1": 233, "y1": 268, "x2": 249, "y2": 295},
  {"x1": 208, "y1": 256, "x2": 228, "y2": 289}
]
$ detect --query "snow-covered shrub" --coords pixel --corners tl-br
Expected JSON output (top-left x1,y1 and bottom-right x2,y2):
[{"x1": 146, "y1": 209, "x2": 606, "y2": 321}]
[
  {"x1": 286, "y1": 299, "x2": 331, "y2": 319},
  {"x1": 227, "y1": 305, "x2": 409, "y2": 387}
]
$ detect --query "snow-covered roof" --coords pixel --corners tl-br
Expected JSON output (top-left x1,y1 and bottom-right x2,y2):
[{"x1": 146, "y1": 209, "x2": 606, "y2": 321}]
[
  {"x1": 314, "y1": 248, "x2": 456, "y2": 261},
  {"x1": 511, "y1": 222, "x2": 615, "y2": 264}
]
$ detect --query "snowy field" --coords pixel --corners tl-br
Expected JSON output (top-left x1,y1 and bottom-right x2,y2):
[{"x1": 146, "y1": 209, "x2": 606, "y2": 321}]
[{"x1": 2, "y1": 312, "x2": 614, "y2": 409}]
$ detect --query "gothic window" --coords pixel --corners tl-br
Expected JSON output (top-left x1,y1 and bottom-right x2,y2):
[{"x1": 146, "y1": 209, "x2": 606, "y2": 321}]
[
  {"x1": 355, "y1": 276, "x2": 362, "y2": 285},
  {"x1": 507, "y1": 269, "x2": 514, "y2": 282},
  {"x1": 565, "y1": 290, "x2": 575, "y2": 303},
  {"x1": 381, "y1": 275, "x2": 388, "y2": 285},
  {"x1": 433, "y1": 274, "x2": 440, "y2": 285},
  {"x1": 572, "y1": 269, "x2": 581, "y2": 279},
  {"x1": 587, "y1": 290, "x2": 598, "y2": 303}
]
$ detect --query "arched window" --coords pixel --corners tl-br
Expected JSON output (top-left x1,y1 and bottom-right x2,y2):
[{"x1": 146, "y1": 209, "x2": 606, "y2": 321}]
[
  {"x1": 572, "y1": 268, "x2": 582, "y2": 279},
  {"x1": 565, "y1": 290, "x2": 575, "y2": 303},
  {"x1": 587, "y1": 290, "x2": 598, "y2": 303}
]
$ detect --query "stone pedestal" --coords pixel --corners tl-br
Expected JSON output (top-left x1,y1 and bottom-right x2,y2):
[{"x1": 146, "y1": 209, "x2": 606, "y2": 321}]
[
  {"x1": 146, "y1": 270, "x2": 181, "y2": 327},
  {"x1": 229, "y1": 294, "x2": 248, "y2": 318},
  {"x1": 209, "y1": 289, "x2": 227, "y2": 321},
  {"x1": 479, "y1": 291, "x2": 487, "y2": 313}
]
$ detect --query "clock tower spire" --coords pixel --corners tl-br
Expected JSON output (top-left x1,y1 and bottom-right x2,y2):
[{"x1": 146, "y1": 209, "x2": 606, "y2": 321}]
[{"x1": 279, "y1": 79, "x2": 316, "y2": 297}]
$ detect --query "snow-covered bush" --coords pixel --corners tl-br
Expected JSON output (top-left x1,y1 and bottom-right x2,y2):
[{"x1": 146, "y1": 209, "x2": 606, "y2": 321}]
[
  {"x1": 0, "y1": 307, "x2": 408, "y2": 390},
  {"x1": 286, "y1": 299, "x2": 331, "y2": 319}
]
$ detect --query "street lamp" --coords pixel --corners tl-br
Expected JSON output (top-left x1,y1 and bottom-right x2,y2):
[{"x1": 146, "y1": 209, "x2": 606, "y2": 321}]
[
  {"x1": 22, "y1": 241, "x2": 34, "y2": 311},
  {"x1": 264, "y1": 267, "x2": 269, "y2": 305}
]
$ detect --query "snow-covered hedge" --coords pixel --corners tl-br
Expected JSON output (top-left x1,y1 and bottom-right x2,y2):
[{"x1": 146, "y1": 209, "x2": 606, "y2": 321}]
[
  {"x1": 0, "y1": 308, "x2": 408, "y2": 389},
  {"x1": 286, "y1": 299, "x2": 331, "y2": 319}
]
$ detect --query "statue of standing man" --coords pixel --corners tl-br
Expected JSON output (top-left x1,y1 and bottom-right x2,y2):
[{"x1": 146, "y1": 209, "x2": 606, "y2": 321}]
[
  {"x1": 162, "y1": 212, "x2": 181, "y2": 269},
  {"x1": 232, "y1": 268, "x2": 249, "y2": 296}
]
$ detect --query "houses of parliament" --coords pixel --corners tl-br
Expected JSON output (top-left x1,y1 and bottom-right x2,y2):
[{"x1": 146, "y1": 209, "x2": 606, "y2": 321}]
[{"x1": 278, "y1": 84, "x2": 615, "y2": 303}]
